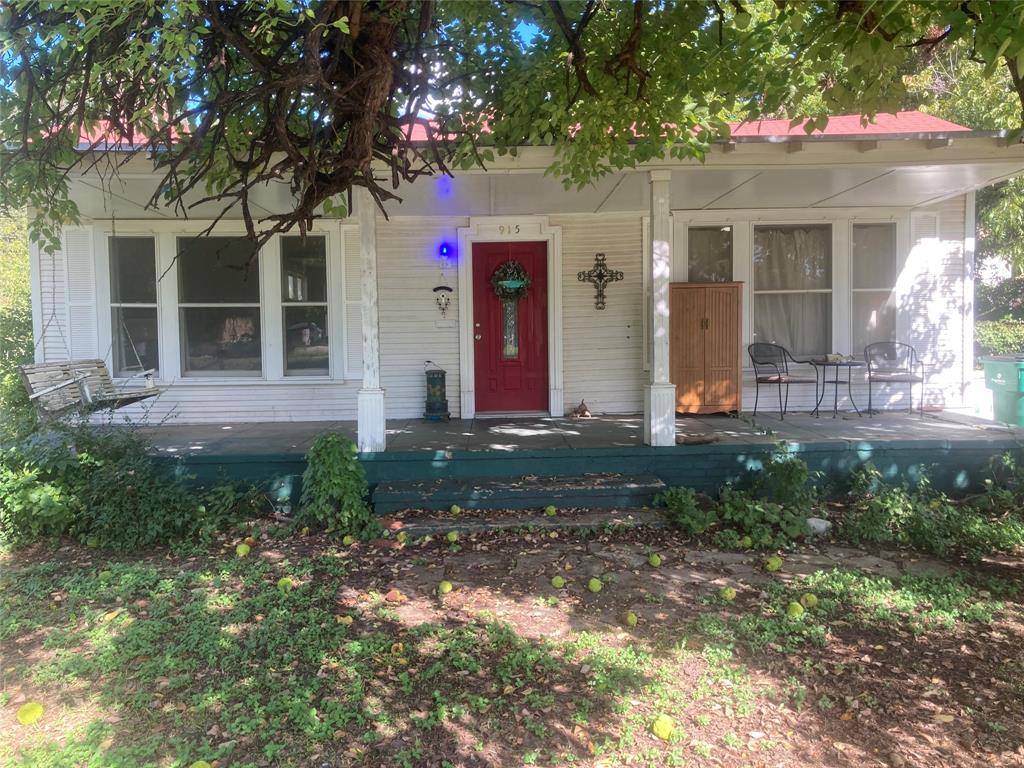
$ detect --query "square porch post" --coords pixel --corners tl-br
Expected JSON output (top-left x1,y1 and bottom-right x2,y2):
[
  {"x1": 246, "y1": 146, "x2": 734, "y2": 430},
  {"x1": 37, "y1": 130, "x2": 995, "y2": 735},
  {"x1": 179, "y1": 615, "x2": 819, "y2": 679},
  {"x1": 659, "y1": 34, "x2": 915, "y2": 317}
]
[
  {"x1": 644, "y1": 170, "x2": 676, "y2": 446},
  {"x1": 356, "y1": 189, "x2": 386, "y2": 452}
]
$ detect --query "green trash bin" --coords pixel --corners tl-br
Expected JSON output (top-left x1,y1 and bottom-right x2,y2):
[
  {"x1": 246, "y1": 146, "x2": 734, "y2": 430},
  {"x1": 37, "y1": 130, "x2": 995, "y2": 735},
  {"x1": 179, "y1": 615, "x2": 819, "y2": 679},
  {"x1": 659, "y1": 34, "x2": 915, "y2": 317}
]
[{"x1": 982, "y1": 355, "x2": 1024, "y2": 424}]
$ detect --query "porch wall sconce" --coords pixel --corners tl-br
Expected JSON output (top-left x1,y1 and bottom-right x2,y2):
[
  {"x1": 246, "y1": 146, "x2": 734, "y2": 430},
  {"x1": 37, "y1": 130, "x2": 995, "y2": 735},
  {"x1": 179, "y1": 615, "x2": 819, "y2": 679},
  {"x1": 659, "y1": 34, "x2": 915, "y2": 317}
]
[
  {"x1": 433, "y1": 285, "x2": 453, "y2": 317},
  {"x1": 577, "y1": 253, "x2": 624, "y2": 310},
  {"x1": 434, "y1": 241, "x2": 454, "y2": 318}
]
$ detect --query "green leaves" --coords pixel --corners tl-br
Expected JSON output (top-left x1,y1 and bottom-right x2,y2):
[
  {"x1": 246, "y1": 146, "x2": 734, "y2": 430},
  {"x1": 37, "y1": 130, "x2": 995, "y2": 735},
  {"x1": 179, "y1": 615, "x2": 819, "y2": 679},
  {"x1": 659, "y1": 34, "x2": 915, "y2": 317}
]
[
  {"x1": 3, "y1": 0, "x2": 1024, "y2": 246},
  {"x1": 656, "y1": 487, "x2": 718, "y2": 536},
  {"x1": 299, "y1": 433, "x2": 378, "y2": 536}
]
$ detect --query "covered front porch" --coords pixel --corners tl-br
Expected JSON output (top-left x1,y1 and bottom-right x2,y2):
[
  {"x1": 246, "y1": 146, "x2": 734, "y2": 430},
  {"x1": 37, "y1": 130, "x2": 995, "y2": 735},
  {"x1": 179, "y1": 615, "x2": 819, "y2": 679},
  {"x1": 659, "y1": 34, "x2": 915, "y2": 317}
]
[
  {"x1": 61, "y1": 123, "x2": 1024, "y2": 450},
  {"x1": 143, "y1": 410, "x2": 1018, "y2": 456},
  {"x1": 141, "y1": 411, "x2": 1023, "y2": 510}
]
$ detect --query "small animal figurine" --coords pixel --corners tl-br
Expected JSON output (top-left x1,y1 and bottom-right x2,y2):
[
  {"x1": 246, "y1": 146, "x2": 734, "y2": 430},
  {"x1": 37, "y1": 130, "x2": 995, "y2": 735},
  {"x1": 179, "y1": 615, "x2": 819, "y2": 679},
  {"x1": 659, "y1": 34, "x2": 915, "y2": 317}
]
[{"x1": 570, "y1": 400, "x2": 592, "y2": 419}]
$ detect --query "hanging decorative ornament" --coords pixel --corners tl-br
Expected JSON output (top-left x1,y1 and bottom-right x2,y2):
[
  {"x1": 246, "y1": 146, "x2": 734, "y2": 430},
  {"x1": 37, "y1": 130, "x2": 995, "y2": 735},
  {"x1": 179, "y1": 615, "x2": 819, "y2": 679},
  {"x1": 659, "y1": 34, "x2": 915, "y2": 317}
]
[
  {"x1": 433, "y1": 285, "x2": 453, "y2": 317},
  {"x1": 490, "y1": 260, "x2": 531, "y2": 301},
  {"x1": 490, "y1": 260, "x2": 530, "y2": 360},
  {"x1": 577, "y1": 253, "x2": 624, "y2": 310},
  {"x1": 433, "y1": 242, "x2": 454, "y2": 318}
]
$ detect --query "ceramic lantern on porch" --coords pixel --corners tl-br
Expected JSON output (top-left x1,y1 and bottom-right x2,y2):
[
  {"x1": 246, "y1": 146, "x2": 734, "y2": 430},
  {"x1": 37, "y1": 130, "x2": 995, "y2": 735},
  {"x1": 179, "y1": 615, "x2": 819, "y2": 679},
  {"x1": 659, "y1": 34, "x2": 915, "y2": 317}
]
[{"x1": 424, "y1": 361, "x2": 450, "y2": 421}]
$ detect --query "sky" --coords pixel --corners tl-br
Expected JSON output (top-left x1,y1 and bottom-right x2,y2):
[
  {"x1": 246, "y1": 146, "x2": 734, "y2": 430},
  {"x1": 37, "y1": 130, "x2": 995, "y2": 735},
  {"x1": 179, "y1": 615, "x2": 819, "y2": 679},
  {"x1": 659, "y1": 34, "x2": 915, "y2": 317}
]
[{"x1": 516, "y1": 20, "x2": 540, "y2": 47}]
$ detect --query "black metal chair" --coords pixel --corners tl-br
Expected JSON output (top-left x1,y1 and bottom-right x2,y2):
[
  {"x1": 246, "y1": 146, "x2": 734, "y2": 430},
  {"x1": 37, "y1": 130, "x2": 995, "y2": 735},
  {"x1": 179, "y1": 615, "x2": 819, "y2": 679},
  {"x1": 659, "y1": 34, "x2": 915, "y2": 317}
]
[
  {"x1": 747, "y1": 343, "x2": 819, "y2": 420},
  {"x1": 864, "y1": 341, "x2": 924, "y2": 416}
]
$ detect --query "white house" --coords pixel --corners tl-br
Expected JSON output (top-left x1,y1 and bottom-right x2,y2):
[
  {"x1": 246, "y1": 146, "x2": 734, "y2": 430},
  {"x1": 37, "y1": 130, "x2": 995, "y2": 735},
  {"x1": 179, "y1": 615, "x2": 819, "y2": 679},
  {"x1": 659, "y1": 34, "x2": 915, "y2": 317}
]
[{"x1": 28, "y1": 112, "x2": 1024, "y2": 450}]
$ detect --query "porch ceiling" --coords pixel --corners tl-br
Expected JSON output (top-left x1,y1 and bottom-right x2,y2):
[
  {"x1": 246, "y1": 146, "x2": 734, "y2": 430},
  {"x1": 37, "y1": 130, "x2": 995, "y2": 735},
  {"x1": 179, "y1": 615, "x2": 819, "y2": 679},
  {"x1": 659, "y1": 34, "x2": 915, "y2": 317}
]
[{"x1": 68, "y1": 137, "x2": 1024, "y2": 221}]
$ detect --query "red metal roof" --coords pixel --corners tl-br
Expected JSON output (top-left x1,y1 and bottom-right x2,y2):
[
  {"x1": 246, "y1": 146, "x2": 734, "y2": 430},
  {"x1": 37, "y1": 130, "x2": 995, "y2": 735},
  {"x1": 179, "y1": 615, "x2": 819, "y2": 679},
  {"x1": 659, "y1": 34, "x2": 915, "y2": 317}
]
[
  {"x1": 406, "y1": 110, "x2": 971, "y2": 144},
  {"x1": 729, "y1": 111, "x2": 971, "y2": 137},
  {"x1": 73, "y1": 110, "x2": 971, "y2": 150}
]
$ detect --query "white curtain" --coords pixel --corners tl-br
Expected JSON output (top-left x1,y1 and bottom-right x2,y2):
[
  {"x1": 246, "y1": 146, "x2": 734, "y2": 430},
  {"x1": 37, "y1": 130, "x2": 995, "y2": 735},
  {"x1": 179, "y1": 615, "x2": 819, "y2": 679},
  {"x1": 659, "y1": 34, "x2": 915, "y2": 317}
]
[{"x1": 752, "y1": 226, "x2": 831, "y2": 357}]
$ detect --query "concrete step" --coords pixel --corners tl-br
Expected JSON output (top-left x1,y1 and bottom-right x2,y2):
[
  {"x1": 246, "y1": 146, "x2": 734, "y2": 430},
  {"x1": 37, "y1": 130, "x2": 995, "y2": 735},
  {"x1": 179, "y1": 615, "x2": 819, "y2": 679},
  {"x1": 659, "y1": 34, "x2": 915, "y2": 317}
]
[
  {"x1": 371, "y1": 472, "x2": 666, "y2": 513},
  {"x1": 385, "y1": 507, "x2": 664, "y2": 537}
]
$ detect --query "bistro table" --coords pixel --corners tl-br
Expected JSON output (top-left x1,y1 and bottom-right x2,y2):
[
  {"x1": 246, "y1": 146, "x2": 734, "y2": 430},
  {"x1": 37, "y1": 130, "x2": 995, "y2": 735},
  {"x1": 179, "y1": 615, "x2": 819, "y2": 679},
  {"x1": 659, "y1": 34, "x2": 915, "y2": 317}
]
[{"x1": 811, "y1": 358, "x2": 865, "y2": 418}]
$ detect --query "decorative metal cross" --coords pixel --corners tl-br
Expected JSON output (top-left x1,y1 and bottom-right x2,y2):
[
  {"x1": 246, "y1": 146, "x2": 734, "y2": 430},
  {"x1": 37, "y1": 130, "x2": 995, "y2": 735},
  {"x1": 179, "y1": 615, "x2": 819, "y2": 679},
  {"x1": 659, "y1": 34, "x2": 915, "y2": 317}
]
[{"x1": 577, "y1": 253, "x2": 624, "y2": 310}]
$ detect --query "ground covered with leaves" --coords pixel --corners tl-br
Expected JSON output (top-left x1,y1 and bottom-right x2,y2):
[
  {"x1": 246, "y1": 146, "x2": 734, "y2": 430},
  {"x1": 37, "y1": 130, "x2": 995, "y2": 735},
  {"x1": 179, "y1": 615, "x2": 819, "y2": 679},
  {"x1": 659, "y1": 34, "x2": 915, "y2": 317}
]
[{"x1": 2, "y1": 521, "x2": 1023, "y2": 768}]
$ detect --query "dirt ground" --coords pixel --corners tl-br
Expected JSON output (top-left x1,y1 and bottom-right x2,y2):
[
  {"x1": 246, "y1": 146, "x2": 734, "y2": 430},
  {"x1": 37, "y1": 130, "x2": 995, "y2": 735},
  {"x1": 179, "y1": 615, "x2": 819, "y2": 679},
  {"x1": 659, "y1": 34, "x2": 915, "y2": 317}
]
[{"x1": 2, "y1": 520, "x2": 1024, "y2": 768}]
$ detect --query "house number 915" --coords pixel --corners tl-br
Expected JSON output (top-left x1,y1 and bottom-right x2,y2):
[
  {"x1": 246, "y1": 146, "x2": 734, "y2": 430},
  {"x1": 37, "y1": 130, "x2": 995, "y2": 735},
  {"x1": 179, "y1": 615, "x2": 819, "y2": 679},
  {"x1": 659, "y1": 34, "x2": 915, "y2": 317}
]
[{"x1": 498, "y1": 224, "x2": 521, "y2": 235}]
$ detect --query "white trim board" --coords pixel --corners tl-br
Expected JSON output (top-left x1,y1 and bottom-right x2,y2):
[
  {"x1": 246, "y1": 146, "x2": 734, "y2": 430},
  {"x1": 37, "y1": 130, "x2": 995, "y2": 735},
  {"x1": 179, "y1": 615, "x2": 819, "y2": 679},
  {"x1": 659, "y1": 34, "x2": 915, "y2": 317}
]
[{"x1": 456, "y1": 216, "x2": 564, "y2": 418}]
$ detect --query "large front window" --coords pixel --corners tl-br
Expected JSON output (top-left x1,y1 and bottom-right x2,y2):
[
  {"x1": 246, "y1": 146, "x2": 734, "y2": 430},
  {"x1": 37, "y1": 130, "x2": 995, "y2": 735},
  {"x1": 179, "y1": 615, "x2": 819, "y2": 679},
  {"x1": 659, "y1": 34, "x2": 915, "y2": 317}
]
[
  {"x1": 178, "y1": 237, "x2": 262, "y2": 376},
  {"x1": 109, "y1": 236, "x2": 159, "y2": 377},
  {"x1": 852, "y1": 223, "x2": 899, "y2": 355},
  {"x1": 752, "y1": 224, "x2": 832, "y2": 358}
]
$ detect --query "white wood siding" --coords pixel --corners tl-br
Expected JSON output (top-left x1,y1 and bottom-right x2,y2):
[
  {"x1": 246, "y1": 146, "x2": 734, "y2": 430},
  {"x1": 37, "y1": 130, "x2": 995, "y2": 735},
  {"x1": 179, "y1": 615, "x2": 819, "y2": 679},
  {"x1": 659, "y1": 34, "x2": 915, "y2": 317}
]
[
  {"x1": 553, "y1": 214, "x2": 646, "y2": 414},
  {"x1": 376, "y1": 217, "x2": 466, "y2": 419},
  {"x1": 97, "y1": 381, "x2": 360, "y2": 424},
  {"x1": 34, "y1": 196, "x2": 972, "y2": 424}
]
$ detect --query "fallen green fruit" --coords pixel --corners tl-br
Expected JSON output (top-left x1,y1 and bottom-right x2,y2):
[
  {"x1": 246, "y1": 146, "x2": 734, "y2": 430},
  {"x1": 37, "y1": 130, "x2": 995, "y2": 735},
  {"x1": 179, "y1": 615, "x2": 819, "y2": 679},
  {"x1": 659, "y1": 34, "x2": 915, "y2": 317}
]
[
  {"x1": 342, "y1": 535, "x2": 355, "y2": 546},
  {"x1": 718, "y1": 586, "x2": 737, "y2": 602},
  {"x1": 189, "y1": 762, "x2": 212, "y2": 768},
  {"x1": 651, "y1": 713, "x2": 675, "y2": 741},
  {"x1": 16, "y1": 702, "x2": 43, "y2": 726},
  {"x1": 550, "y1": 575, "x2": 566, "y2": 589},
  {"x1": 544, "y1": 505, "x2": 557, "y2": 516},
  {"x1": 648, "y1": 553, "x2": 662, "y2": 568},
  {"x1": 437, "y1": 580, "x2": 453, "y2": 595},
  {"x1": 786, "y1": 601, "x2": 805, "y2": 619},
  {"x1": 587, "y1": 577, "x2": 603, "y2": 593},
  {"x1": 446, "y1": 531, "x2": 459, "y2": 543},
  {"x1": 765, "y1": 555, "x2": 784, "y2": 572},
  {"x1": 800, "y1": 593, "x2": 818, "y2": 609},
  {"x1": 450, "y1": 504, "x2": 461, "y2": 515},
  {"x1": 624, "y1": 611, "x2": 638, "y2": 627},
  {"x1": 235, "y1": 543, "x2": 250, "y2": 557},
  {"x1": 277, "y1": 576, "x2": 294, "y2": 593},
  {"x1": 738, "y1": 535, "x2": 753, "y2": 549}
]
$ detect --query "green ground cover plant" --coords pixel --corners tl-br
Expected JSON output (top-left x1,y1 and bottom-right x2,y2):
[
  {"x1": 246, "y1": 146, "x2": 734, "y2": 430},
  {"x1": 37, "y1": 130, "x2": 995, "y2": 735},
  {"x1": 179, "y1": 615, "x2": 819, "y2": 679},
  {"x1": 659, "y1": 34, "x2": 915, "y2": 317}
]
[
  {"x1": 657, "y1": 451, "x2": 814, "y2": 550},
  {"x1": 658, "y1": 451, "x2": 1024, "y2": 563},
  {"x1": 655, "y1": 487, "x2": 717, "y2": 536},
  {"x1": 698, "y1": 569, "x2": 1010, "y2": 654},
  {"x1": 839, "y1": 461, "x2": 1024, "y2": 561},
  {"x1": 0, "y1": 424, "x2": 266, "y2": 551},
  {"x1": 299, "y1": 432, "x2": 379, "y2": 537},
  {"x1": 3, "y1": 524, "x2": 1021, "y2": 768}
]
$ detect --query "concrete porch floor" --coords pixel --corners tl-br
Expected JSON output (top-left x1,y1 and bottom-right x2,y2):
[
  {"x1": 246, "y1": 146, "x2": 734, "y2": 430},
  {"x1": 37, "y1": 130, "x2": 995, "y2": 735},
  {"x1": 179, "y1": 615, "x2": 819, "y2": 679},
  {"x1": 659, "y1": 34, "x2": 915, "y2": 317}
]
[{"x1": 139, "y1": 410, "x2": 1022, "y2": 458}]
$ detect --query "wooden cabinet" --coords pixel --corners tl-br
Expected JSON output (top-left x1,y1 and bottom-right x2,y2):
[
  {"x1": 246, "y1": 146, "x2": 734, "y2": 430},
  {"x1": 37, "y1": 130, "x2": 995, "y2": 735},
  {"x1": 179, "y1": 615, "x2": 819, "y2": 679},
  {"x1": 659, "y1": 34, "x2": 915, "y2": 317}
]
[{"x1": 669, "y1": 282, "x2": 742, "y2": 414}]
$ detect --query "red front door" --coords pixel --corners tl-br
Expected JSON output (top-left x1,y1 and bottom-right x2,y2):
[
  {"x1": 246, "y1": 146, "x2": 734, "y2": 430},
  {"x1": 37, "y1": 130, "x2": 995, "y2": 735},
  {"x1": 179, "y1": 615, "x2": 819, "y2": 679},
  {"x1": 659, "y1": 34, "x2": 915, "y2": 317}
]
[{"x1": 473, "y1": 241, "x2": 549, "y2": 413}]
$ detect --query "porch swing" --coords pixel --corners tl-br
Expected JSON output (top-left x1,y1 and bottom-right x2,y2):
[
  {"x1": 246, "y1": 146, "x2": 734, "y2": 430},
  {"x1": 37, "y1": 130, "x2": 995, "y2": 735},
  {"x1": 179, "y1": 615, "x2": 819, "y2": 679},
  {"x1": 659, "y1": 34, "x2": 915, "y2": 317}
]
[{"x1": 19, "y1": 314, "x2": 162, "y2": 422}]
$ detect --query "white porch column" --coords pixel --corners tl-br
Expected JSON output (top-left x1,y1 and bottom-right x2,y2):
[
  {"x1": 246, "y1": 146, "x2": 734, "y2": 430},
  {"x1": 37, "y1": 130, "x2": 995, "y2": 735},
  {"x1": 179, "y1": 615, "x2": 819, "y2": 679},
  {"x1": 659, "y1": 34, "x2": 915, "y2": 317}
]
[
  {"x1": 644, "y1": 170, "x2": 677, "y2": 446},
  {"x1": 356, "y1": 189, "x2": 386, "y2": 452}
]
